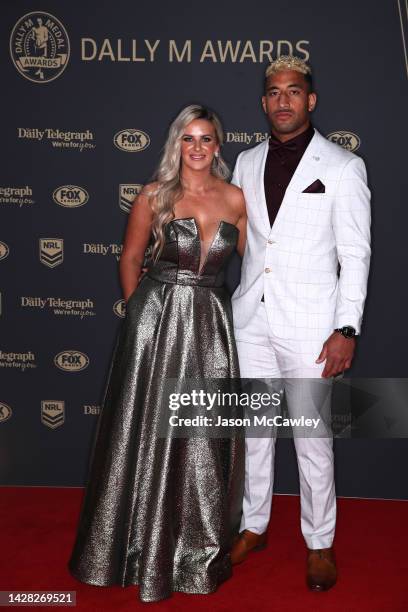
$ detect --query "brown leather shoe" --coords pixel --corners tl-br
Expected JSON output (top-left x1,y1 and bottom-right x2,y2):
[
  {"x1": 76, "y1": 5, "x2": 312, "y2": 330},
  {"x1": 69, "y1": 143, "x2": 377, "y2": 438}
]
[
  {"x1": 306, "y1": 547, "x2": 337, "y2": 591},
  {"x1": 230, "y1": 529, "x2": 267, "y2": 565}
]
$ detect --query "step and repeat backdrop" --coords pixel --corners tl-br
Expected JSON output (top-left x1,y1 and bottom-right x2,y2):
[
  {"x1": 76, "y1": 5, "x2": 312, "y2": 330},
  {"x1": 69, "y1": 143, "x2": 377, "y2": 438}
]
[{"x1": 1, "y1": 1, "x2": 407, "y2": 497}]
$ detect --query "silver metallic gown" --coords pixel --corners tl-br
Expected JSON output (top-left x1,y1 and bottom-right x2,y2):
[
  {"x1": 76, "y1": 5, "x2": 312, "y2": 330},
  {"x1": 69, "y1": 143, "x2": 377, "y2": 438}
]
[{"x1": 68, "y1": 218, "x2": 244, "y2": 602}]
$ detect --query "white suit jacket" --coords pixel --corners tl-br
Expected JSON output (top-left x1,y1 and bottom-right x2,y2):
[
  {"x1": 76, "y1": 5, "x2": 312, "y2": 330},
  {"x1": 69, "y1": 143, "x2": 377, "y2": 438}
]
[{"x1": 231, "y1": 129, "x2": 371, "y2": 341}]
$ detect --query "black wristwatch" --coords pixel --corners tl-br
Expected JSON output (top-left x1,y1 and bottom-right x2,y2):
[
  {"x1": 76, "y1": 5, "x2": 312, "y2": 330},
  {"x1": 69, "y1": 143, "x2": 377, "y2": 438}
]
[{"x1": 334, "y1": 326, "x2": 357, "y2": 339}]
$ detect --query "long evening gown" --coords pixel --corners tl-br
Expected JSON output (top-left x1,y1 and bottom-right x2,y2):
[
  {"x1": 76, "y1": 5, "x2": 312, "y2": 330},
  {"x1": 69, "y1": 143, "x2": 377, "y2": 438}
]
[{"x1": 68, "y1": 217, "x2": 244, "y2": 602}]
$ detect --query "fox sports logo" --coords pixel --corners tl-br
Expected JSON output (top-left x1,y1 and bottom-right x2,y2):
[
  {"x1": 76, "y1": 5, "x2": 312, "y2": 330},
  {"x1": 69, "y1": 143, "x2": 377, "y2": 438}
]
[
  {"x1": 327, "y1": 131, "x2": 360, "y2": 152},
  {"x1": 114, "y1": 129, "x2": 150, "y2": 152}
]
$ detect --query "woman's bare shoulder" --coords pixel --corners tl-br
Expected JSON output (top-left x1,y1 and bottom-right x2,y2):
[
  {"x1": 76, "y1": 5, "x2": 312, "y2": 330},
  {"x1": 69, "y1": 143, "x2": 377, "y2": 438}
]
[
  {"x1": 140, "y1": 181, "x2": 160, "y2": 198},
  {"x1": 133, "y1": 182, "x2": 160, "y2": 214},
  {"x1": 220, "y1": 181, "x2": 246, "y2": 215}
]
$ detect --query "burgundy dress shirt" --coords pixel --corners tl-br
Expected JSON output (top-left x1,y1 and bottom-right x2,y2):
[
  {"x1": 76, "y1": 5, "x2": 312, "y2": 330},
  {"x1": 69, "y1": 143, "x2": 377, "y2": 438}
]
[{"x1": 264, "y1": 123, "x2": 315, "y2": 228}]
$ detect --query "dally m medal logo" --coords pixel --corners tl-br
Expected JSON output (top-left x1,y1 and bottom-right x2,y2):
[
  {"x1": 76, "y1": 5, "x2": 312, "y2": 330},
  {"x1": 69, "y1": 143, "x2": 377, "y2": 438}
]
[
  {"x1": 114, "y1": 130, "x2": 150, "y2": 152},
  {"x1": 10, "y1": 12, "x2": 70, "y2": 83},
  {"x1": 39, "y1": 238, "x2": 63, "y2": 267},
  {"x1": 53, "y1": 185, "x2": 89, "y2": 208},
  {"x1": 119, "y1": 184, "x2": 143, "y2": 213},
  {"x1": 41, "y1": 400, "x2": 65, "y2": 429},
  {"x1": 327, "y1": 131, "x2": 361, "y2": 152}
]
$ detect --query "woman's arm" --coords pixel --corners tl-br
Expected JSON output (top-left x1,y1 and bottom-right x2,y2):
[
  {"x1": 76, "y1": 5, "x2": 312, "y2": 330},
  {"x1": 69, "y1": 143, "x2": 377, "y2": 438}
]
[
  {"x1": 119, "y1": 188, "x2": 154, "y2": 302},
  {"x1": 234, "y1": 189, "x2": 247, "y2": 258}
]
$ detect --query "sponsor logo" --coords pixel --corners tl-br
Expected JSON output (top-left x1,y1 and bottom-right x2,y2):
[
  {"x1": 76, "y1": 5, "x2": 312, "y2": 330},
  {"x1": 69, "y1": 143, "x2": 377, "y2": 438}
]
[
  {"x1": 39, "y1": 238, "x2": 63, "y2": 268},
  {"x1": 53, "y1": 185, "x2": 89, "y2": 208},
  {"x1": 0, "y1": 242, "x2": 9, "y2": 261},
  {"x1": 0, "y1": 402, "x2": 12, "y2": 423},
  {"x1": 119, "y1": 184, "x2": 143, "y2": 213},
  {"x1": 0, "y1": 350, "x2": 37, "y2": 371},
  {"x1": 54, "y1": 350, "x2": 89, "y2": 372},
  {"x1": 113, "y1": 299, "x2": 126, "y2": 318},
  {"x1": 327, "y1": 131, "x2": 361, "y2": 152},
  {"x1": 17, "y1": 128, "x2": 94, "y2": 142},
  {"x1": 114, "y1": 129, "x2": 150, "y2": 152},
  {"x1": 83, "y1": 404, "x2": 101, "y2": 415},
  {"x1": 20, "y1": 296, "x2": 96, "y2": 318},
  {"x1": 83, "y1": 243, "x2": 122, "y2": 261},
  {"x1": 226, "y1": 131, "x2": 268, "y2": 145},
  {"x1": 0, "y1": 186, "x2": 35, "y2": 207},
  {"x1": 41, "y1": 400, "x2": 65, "y2": 429},
  {"x1": 10, "y1": 12, "x2": 70, "y2": 83},
  {"x1": 18, "y1": 128, "x2": 95, "y2": 151}
]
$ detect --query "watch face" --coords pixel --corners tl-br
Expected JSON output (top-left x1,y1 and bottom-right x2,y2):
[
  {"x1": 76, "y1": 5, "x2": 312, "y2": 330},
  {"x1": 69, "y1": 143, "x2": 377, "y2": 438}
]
[{"x1": 343, "y1": 326, "x2": 355, "y2": 338}]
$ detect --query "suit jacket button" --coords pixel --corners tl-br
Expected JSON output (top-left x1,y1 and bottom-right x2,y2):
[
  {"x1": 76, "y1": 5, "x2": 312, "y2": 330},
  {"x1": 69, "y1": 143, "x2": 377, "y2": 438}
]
[
  {"x1": 267, "y1": 240, "x2": 274, "y2": 245},
  {"x1": 264, "y1": 267, "x2": 271, "y2": 273}
]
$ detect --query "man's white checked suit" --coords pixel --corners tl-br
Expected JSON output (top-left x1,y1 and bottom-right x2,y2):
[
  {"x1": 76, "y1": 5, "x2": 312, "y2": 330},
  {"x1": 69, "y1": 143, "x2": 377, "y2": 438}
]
[{"x1": 231, "y1": 129, "x2": 371, "y2": 548}]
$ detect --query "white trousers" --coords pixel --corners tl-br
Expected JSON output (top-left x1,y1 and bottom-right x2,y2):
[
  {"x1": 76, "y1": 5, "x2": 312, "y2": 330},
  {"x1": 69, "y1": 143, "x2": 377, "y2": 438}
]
[{"x1": 235, "y1": 301, "x2": 336, "y2": 550}]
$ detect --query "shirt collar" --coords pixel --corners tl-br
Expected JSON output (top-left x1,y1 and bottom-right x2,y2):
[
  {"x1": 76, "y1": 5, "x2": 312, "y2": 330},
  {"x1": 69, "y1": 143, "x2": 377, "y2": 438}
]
[{"x1": 269, "y1": 123, "x2": 314, "y2": 153}]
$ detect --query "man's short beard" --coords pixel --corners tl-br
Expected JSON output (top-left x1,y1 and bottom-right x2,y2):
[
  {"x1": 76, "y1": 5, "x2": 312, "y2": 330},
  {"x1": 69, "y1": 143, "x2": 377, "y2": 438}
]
[{"x1": 270, "y1": 114, "x2": 309, "y2": 135}]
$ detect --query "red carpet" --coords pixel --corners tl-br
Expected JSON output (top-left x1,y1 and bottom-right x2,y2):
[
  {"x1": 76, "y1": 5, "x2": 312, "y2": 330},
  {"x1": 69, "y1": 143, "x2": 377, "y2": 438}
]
[{"x1": 0, "y1": 487, "x2": 407, "y2": 611}]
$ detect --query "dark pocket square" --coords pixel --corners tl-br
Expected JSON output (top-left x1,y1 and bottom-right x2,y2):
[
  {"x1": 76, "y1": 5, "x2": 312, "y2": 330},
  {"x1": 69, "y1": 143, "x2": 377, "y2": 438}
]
[{"x1": 302, "y1": 179, "x2": 325, "y2": 193}]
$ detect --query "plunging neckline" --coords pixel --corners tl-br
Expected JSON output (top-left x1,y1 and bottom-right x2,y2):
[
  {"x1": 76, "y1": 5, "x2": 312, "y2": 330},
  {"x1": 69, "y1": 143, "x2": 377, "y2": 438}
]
[{"x1": 170, "y1": 217, "x2": 238, "y2": 275}]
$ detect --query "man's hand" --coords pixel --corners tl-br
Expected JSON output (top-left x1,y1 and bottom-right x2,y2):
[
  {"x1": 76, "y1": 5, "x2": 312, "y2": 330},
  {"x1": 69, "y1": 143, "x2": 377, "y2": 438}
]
[{"x1": 316, "y1": 332, "x2": 356, "y2": 378}]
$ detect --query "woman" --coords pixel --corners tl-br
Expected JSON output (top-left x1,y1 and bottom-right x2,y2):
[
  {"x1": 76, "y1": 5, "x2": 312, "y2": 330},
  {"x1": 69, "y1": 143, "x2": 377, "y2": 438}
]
[{"x1": 68, "y1": 105, "x2": 247, "y2": 602}]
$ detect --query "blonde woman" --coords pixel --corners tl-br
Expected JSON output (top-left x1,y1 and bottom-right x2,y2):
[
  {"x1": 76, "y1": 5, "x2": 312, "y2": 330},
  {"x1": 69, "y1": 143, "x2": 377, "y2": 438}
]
[{"x1": 68, "y1": 105, "x2": 247, "y2": 602}]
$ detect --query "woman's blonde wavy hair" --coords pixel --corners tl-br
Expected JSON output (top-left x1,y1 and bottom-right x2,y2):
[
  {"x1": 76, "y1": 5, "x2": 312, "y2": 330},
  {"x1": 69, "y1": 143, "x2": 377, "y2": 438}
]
[{"x1": 147, "y1": 104, "x2": 230, "y2": 262}]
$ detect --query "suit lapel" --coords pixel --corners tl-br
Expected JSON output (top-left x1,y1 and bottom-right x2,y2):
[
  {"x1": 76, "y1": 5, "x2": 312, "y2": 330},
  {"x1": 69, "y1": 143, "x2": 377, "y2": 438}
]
[{"x1": 252, "y1": 140, "x2": 270, "y2": 234}]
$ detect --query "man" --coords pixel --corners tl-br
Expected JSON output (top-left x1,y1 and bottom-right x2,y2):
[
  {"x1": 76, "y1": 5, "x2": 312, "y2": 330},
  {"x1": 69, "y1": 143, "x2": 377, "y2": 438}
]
[{"x1": 230, "y1": 55, "x2": 371, "y2": 590}]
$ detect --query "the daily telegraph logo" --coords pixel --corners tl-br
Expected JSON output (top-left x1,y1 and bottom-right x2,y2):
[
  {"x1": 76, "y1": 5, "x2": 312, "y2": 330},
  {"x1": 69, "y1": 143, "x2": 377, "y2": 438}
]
[
  {"x1": 83, "y1": 243, "x2": 122, "y2": 260},
  {"x1": 10, "y1": 12, "x2": 70, "y2": 83},
  {"x1": 53, "y1": 185, "x2": 89, "y2": 208},
  {"x1": 0, "y1": 350, "x2": 37, "y2": 371},
  {"x1": 21, "y1": 296, "x2": 96, "y2": 318},
  {"x1": 113, "y1": 299, "x2": 126, "y2": 318},
  {"x1": 84, "y1": 404, "x2": 101, "y2": 415},
  {"x1": 0, "y1": 402, "x2": 12, "y2": 423},
  {"x1": 41, "y1": 400, "x2": 65, "y2": 429},
  {"x1": 226, "y1": 132, "x2": 268, "y2": 145},
  {"x1": 18, "y1": 129, "x2": 95, "y2": 151},
  {"x1": 54, "y1": 350, "x2": 89, "y2": 372},
  {"x1": 0, "y1": 186, "x2": 35, "y2": 207},
  {"x1": 114, "y1": 130, "x2": 150, "y2": 152},
  {"x1": 327, "y1": 131, "x2": 361, "y2": 152},
  {"x1": 39, "y1": 238, "x2": 63, "y2": 267},
  {"x1": 0, "y1": 242, "x2": 9, "y2": 261},
  {"x1": 120, "y1": 184, "x2": 143, "y2": 213}
]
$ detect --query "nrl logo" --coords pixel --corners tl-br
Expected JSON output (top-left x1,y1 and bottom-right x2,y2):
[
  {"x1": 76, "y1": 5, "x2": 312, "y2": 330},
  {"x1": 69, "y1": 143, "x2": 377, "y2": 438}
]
[
  {"x1": 41, "y1": 400, "x2": 65, "y2": 429},
  {"x1": 10, "y1": 12, "x2": 70, "y2": 83},
  {"x1": 39, "y1": 238, "x2": 63, "y2": 268},
  {"x1": 119, "y1": 184, "x2": 143, "y2": 213}
]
